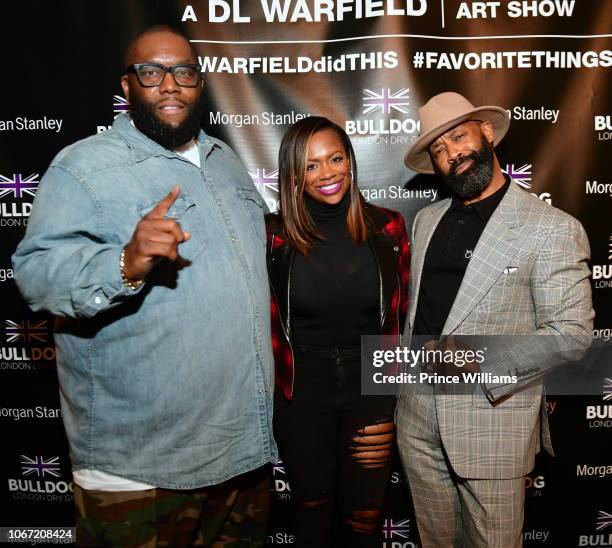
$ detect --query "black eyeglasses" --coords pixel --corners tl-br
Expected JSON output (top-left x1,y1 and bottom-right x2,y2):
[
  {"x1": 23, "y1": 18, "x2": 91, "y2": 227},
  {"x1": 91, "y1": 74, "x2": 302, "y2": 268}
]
[{"x1": 125, "y1": 63, "x2": 202, "y2": 88}]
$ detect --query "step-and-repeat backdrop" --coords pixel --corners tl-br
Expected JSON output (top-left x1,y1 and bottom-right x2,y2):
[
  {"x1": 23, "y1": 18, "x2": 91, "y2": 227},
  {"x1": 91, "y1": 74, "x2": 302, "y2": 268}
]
[{"x1": 1, "y1": 1, "x2": 611, "y2": 546}]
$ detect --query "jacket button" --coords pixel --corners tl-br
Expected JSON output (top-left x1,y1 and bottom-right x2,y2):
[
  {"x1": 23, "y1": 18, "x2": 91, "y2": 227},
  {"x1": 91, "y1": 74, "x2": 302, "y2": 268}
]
[{"x1": 393, "y1": 246, "x2": 399, "y2": 252}]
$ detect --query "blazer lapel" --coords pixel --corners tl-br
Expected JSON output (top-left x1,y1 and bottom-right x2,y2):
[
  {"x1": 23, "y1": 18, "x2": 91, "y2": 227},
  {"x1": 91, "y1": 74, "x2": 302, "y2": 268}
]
[
  {"x1": 408, "y1": 200, "x2": 451, "y2": 331},
  {"x1": 442, "y1": 182, "x2": 523, "y2": 335}
]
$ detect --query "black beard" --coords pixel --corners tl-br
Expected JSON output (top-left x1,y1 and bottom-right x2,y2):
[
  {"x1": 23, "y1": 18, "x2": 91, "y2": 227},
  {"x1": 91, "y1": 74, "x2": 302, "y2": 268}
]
[
  {"x1": 441, "y1": 137, "x2": 495, "y2": 200},
  {"x1": 129, "y1": 93, "x2": 205, "y2": 149}
]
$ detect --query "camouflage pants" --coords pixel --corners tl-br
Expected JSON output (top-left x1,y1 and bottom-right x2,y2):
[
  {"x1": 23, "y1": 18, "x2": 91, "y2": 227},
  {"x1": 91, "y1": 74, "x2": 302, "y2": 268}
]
[{"x1": 74, "y1": 467, "x2": 270, "y2": 548}]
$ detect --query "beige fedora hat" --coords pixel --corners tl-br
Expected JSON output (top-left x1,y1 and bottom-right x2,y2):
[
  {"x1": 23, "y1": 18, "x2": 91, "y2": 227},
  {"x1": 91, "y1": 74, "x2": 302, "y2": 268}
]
[{"x1": 405, "y1": 92, "x2": 510, "y2": 174}]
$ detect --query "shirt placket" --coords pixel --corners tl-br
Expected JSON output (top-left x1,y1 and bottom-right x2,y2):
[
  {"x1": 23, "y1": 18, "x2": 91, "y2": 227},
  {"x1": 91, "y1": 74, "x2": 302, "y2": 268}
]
[{"x1": 197, "y1": 145, "x2": 273, "y2": 453}]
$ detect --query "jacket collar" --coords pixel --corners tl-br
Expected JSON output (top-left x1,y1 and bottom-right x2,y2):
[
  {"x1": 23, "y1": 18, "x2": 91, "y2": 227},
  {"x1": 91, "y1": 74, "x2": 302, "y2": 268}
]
[
  {"x1": 112, "y1": 112, "x2": 219, "y2": 163},
  {"x1": 364, "y1": 202, "x2": 395, "y2": 233}
]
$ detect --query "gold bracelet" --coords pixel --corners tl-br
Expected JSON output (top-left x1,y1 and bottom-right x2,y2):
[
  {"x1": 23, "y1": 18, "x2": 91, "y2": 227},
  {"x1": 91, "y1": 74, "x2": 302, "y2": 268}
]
[{"x1": 120, "y1": 248, "x2": 143, "y2": 290}]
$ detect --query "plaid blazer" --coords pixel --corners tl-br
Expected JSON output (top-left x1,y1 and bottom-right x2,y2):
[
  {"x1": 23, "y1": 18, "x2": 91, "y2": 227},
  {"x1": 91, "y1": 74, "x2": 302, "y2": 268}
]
[
  {"x1": 402, "y1": 181, "x2": 593, "y2": 479},
  {"x1": 267, "y1": 204, "x2": 410, "y2": 400}
]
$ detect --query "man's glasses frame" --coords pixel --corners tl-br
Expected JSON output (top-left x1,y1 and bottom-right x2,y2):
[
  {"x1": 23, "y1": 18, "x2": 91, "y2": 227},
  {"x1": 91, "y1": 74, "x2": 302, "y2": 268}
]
[{"x1": 125, "y1": 63, "x2": 202, "y2": 88}]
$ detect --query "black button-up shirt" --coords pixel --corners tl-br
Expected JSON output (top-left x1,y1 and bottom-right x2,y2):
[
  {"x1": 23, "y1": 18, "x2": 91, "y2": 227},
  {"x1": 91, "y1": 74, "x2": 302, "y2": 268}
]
[{"x1": 413, "y1": 178, "x2": 510, "y2": 338}]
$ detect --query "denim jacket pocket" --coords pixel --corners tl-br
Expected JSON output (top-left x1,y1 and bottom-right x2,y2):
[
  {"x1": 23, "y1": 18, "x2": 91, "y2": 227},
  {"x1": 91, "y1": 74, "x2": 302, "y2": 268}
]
[
  {"x1": 138, "y1": 194, "x2": 205, "y2": 260},
  {"x1": 235, "y1": 187, "x2": 266, "y2": 244}
]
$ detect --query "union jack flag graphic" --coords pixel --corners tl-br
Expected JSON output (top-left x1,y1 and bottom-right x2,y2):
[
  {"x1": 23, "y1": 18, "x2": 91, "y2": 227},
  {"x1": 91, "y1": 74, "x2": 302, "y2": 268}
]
[
  {"x1": 0, "y1": 173, "x2": 39, "y2": 199},
  {"x1": 608, "y1": 234, "x2": 612, "y2": 261},
  {"x1": 20, "y1": 455, "x2": 61, "y2": 478},
  {"x1": 382, "y1": 518, "x2": 411, "y2": 539},
  {"x1": 249, "y1": 169, "x2": 279, "y2": 194},
  {"x1": 603, "y1": 378, "x2": 612, "y2": 402},
  {"x1": 503, "y1": 164, "x2": 532, "y2": 189},
  {"x1": 5, "y1": 320, "x2": 48, "y2": 344},
  {"x1": 362, "y1": 88, "x2": 410, "y2": 115},
  {"x1": 113, "y1": 95, "x2": 130, "y2": 114},
  {"x1": 596, "y1": 510, "x2": 612, "y2": 531},
  {"x1": 272, "y1": 460, "x2": 286, "y2": 475}
]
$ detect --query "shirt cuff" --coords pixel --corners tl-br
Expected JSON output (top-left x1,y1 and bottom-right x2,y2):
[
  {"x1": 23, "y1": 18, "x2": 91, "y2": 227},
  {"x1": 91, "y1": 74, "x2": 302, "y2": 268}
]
[{"x1": 78, "y1": 246, "x2": 146, "y2": 317}]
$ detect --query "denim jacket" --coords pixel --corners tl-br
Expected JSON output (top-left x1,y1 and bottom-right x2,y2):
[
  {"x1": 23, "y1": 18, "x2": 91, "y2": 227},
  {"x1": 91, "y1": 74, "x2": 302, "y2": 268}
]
[{"x1": 12, "y1": 113, "x2": 277, "y2": 489}]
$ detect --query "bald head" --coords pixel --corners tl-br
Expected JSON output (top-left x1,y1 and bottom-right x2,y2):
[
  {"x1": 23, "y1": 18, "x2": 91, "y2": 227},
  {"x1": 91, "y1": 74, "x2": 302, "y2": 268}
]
[{"x1": 123, "y1": 25, "x2": 198, "y2": 69}]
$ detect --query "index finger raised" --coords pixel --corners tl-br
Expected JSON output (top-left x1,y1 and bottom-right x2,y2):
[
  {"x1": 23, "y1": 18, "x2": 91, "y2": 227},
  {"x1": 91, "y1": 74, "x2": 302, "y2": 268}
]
[{"x1": 146, "y1": 185, "x2": 181, "y2": 219}]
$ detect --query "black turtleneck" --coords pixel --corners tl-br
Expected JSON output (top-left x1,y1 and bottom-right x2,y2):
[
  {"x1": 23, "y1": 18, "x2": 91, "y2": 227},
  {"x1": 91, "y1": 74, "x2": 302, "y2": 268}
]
[{"x1": 291, "y1": 193, "x2": 379, "y2": 347}]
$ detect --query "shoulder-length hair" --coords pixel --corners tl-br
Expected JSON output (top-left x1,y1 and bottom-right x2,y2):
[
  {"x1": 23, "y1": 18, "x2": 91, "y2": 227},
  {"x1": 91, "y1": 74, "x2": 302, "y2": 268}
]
[{"x1": 277, "y1": 116, "x2": 371, "y2": 255}]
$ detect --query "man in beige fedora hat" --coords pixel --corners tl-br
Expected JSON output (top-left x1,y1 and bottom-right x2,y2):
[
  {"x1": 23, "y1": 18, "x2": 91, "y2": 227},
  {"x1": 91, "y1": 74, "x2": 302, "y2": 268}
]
[{"x1": 396, "y1": 92, "x2": 593, "y2": 547}]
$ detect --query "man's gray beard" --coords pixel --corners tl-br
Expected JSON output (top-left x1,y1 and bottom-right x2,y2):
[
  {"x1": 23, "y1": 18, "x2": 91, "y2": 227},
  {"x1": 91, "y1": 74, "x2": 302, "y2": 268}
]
[{"x1": 442, "y1": 139, "x2": 495, "y2": 200}]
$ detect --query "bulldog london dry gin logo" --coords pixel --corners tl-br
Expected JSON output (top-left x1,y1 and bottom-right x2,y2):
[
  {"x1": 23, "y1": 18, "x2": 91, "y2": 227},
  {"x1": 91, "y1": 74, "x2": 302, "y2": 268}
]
[
  {"x1": 0, "y1": 173, "x2": 39, "y2": 200},
  {"x1": 346, "y1": 88, "x2": 420, "y2": 144},
  {"x1": 594, "y1": 115, "x2": 612, "y2": 141},
  {"x1": 5, "y1": 320, "x2": 48, "y2": 344},
  {"x1": 604, "y1": 378, "x2": 612, "y2": 402},
  {"x1": 0, "y1": 173, "x2": 38, "y2": 227},
  {"x1": 362, "y1": 88, "x2": 410, "y2": 116},
  {"x1": 382, "y1": 517, "x2": 417, "y2": 547},
  {"x1": 597, "y1": 511, "x2": 612, "y2": 531},
  {"x1": 592, "y1": 235, "x2": 612, "y2": 290},
  {"x1": 577, "y1": 510, "x2": 612, "y2": 546},
  {"x1": 586, "y1": 378, "x2": 612, "y2": 429},
  {"x1": 502, "y1": 163, "x2": 552, "y2": 204},
  {"x1": 113, "y1": 95, "x2": 129, "y2": 115},
  {"x1": 503, "y1": 164, "x2": 532, "y2": 189},
  {"x1": 271, "y1": 459, "x2": 291, "y2": 501},
  {"x1": 20, "y1": 455, "x2": 61, "y2": 478},
  {"x1": 97, "y1": 95, "x2": 129, "y2": 133},
  {"x1": 8, "y1": 455, "x2": 73, "y2": 503},
  {"x1": 382, "y1": 518, "x2": 411, "y2": 539},
  {"x1": 1, "y1": 319, "x2": 56, "y2": 371},
  {"x1": 250, "y1": 168, "x2": 279, "y2": 213}
]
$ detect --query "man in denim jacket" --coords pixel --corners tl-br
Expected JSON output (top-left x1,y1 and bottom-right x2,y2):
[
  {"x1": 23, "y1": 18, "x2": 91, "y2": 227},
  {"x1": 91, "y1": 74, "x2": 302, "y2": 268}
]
[{"x1": 12, "y1": 25, "x2": 276, "y2": 547}]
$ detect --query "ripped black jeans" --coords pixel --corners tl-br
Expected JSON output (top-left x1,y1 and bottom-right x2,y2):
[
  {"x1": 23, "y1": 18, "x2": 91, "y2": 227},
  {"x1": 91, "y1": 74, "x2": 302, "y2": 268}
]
[{"x1": 274, "y1": 344, "x2": 395, "y2": 548}]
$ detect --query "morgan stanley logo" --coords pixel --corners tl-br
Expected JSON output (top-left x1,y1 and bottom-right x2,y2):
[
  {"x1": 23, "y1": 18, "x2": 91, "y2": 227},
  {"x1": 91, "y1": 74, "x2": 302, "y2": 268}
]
[
  {"x1": 249, "y1": 169, "x2": 279, "y2": 194},
  {"x1": 382, "y1": 518, "x2": 411, "y2": 539},
  {"x1": 0, "y1": 173, "x2": 39, "y2": 199},
  {"x1": 5, "y1": 320, "x2": 49, "y2": 344},
  {"x1": 113, "y1": 95, "x2": 130, "y2": 115},
  {"x1": 20, "y1": 455, "x2": 61, "y2": 478},
  {"x1": 597, "y1": 510, "x2": 612, "y2": 531},
  {"x1": 503, "y1": 164, "x2": 532, "y2": 189},
  {"x1": 362, "y1": 88, "x2": 410, "y2": 115},
  {"x1": 604, "y1": 378, "x2": 612, "y2": 402}
]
